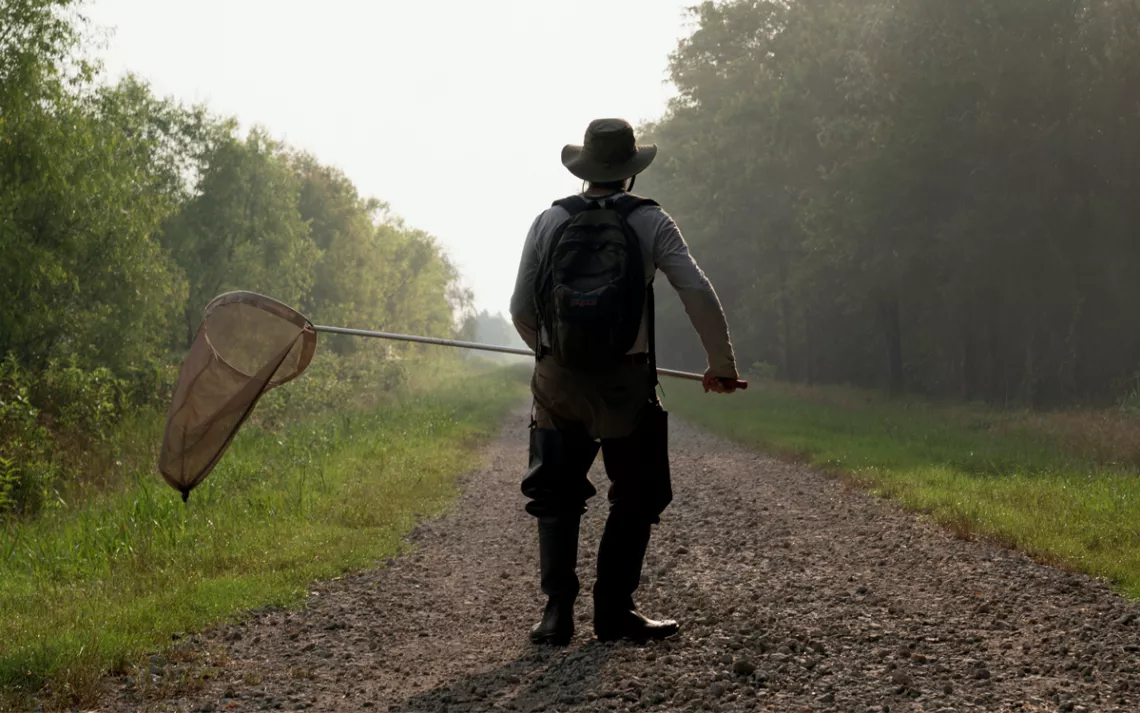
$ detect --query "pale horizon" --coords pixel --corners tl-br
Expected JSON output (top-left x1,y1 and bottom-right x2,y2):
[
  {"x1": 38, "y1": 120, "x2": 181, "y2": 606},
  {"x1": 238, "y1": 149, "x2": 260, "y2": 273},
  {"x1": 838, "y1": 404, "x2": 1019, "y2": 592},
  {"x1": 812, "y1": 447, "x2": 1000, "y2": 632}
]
[{"x1": 85, "y1": 0, "x2": 694, "y2": 320}]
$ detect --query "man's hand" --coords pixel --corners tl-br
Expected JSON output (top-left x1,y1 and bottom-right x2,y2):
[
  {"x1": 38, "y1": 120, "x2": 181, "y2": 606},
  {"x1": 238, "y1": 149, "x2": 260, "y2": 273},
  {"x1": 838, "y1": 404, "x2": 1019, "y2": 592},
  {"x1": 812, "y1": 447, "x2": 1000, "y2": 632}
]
[{"x1": 702, "y1": 373, "x2": 741, "y2": 394}]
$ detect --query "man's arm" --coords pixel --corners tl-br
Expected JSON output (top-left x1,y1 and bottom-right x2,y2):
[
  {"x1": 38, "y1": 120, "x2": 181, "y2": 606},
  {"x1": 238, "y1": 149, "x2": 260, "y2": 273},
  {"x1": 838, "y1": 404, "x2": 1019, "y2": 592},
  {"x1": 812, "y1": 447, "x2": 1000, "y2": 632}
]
[
  {"x1": 509, "y1": 214, "x2": 543, "y2": 351},
  {"x1": 652, "y1": 211, "x2": 739, "y2": 380}
]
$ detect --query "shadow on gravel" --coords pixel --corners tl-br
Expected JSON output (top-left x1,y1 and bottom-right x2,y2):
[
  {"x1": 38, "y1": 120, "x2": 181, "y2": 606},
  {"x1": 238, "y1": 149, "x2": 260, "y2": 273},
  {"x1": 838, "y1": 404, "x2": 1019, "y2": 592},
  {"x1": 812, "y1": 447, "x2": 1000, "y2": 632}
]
[{"x1": 390, "y1": 641, "x2": 617, "y2": 713}]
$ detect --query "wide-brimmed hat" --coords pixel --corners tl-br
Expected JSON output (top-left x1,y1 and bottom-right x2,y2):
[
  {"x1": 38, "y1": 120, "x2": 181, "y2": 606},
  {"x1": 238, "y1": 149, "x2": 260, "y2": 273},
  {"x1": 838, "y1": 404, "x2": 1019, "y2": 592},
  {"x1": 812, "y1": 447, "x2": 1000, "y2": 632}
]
[{"x1": 561, "y1": 118, "x2": 658, "y2": 183}]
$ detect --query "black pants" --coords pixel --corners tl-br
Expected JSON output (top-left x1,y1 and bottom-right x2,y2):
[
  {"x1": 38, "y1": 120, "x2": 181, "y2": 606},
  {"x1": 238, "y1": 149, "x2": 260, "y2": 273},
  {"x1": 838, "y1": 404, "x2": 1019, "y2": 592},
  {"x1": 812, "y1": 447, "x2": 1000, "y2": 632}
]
[{"x1": 521, "y1": 400, "x2": 673, "y2": 525}]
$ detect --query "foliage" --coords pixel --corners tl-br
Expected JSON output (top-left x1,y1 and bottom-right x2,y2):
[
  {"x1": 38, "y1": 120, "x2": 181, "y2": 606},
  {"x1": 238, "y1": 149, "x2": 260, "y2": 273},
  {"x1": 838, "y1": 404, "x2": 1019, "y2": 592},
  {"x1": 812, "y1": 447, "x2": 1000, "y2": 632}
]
[
  {"x1": 0, "y1": 357, "x2": 56, "y2": 516},
  {"x1": 0, "y1": 1, "x2": 470, "y2": 515},
  {"x1": 643, "y1": 0, "x2": 1140, "y2": 406},
  {"x1": 0, "y1": 354, "x2": 133, "y2": 516},
  {"x1": 161, "y1": 129, "x2": 318, "y2": 346},
  {"x1": 254, "y1": 348, "x2": 410, "y2": 427}
]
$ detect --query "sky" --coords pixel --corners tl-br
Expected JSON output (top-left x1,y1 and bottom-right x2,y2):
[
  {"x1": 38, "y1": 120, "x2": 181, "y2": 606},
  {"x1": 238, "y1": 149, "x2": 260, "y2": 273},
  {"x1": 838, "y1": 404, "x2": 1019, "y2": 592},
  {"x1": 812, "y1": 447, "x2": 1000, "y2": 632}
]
[{"x1": 84, "y1": 0, "x2": 695, "y2": 318}]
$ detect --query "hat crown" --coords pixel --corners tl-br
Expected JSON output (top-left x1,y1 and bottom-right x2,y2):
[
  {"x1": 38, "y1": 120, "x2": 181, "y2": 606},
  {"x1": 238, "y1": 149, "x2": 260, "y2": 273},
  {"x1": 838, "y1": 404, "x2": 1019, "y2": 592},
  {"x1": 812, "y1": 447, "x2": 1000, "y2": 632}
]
[
  {"x1": 561, "y1": 117, "x2": 656, "y2": 182},
  {"x1": 582, "y1": 118, "x2": 638, "y2": 167}
]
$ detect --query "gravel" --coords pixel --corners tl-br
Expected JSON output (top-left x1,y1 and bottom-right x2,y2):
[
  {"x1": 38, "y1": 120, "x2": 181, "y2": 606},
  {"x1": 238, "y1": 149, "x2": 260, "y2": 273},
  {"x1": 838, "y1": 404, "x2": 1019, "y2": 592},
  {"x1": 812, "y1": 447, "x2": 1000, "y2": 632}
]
[{"x1": 100, "y1": 406, "x2": 1140, "y2": 712}]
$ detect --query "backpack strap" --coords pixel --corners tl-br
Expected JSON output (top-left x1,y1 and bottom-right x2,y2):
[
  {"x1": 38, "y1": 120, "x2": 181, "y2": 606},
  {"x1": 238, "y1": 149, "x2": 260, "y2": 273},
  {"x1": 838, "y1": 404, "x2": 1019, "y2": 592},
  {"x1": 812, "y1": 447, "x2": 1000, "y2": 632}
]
[
  {"x1": 610, "y1": 194, "x2": 661, "y2": 388},
  {"x1": 534, "y1": 196, "x2": 591, "y2": 361},
  {"x1": 610, "y1": 194, "x2": 660, "y2": 220},
  {"x1": 552, "y1": 195, "x2": 591, "y2": 216}
]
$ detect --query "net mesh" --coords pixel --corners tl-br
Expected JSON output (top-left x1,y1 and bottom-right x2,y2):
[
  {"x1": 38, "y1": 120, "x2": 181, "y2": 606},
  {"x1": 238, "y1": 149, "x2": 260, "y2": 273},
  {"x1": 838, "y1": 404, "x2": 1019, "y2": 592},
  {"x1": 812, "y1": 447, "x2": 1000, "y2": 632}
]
[{"x1": 159, "y1": 292, "x2": 316, "y2": 500}]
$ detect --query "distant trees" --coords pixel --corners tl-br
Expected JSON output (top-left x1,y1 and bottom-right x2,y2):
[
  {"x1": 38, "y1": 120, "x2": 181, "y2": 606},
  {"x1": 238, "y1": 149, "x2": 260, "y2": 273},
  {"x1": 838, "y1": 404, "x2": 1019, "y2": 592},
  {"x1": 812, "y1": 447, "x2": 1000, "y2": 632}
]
[
  {"x1": 458, "y1": 310, "x2": 527, "y2": 361},
  {"x1": 643, "y1": 0, "x2": 1140, "y2": 406},
  {"x1": 0, "y1": 1, "x2": 466, "y2": 514}
]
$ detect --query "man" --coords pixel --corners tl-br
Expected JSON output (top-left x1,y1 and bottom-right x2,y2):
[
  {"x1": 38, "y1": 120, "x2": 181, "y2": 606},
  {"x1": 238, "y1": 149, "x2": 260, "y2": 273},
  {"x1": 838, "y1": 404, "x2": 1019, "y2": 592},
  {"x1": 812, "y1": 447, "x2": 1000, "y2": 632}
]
[{"x1": 510, "y1": 118, "x2": 740, "y2": 646}]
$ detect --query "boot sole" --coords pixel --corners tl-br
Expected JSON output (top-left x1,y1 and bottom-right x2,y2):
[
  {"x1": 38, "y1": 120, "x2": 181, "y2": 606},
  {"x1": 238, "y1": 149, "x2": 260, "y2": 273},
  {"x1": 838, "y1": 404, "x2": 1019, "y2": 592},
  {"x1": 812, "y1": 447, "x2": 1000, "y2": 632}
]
[
  {"x1": 529, "y1": 630, "x2": 573, "y2": 646},
  {"x1": 594, "y1": 625, "x2": 679, "y2": 643}
]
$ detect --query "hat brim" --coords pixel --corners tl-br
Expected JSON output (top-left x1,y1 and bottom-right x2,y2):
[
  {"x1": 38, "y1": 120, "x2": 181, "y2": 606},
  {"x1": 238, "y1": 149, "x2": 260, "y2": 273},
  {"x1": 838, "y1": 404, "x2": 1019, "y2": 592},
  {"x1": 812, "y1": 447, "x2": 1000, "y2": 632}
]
[{"x1": 560, "y1": 144, "x2": 658, "y2": 183}]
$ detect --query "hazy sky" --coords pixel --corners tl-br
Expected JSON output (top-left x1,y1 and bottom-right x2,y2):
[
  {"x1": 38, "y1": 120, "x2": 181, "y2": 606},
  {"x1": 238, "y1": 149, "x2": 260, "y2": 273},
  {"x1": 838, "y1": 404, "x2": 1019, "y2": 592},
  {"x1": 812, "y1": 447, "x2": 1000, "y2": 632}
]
[{"x1": 85, "y1": 1, "x2": 694, "y2": 318}]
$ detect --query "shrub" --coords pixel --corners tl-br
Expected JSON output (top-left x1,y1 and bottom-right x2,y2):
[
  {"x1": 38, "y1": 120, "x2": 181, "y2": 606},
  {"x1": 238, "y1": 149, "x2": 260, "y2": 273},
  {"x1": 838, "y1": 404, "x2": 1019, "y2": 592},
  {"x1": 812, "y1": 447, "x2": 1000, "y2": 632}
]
[{"x1": 0, "y1": 356, "x2": 58, "y2": 516}]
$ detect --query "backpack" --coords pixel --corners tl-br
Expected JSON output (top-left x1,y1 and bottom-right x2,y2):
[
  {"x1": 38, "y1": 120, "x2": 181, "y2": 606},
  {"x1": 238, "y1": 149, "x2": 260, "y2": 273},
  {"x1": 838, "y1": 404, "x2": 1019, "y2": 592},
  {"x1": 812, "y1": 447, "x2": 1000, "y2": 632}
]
[{"x1": 534, "y1": 193, "x2": 659, "y2": 371}]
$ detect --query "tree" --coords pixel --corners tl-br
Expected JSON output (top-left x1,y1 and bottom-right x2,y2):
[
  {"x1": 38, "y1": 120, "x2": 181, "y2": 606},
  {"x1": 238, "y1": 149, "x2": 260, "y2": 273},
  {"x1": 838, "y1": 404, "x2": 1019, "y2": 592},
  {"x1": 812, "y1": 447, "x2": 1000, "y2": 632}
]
[
  {"x1": 643, "y1": 0, "x2": 1140, "y2": 405},
  {"x1": 162, "y1": 128, "x2": 319, "y2": 345}
]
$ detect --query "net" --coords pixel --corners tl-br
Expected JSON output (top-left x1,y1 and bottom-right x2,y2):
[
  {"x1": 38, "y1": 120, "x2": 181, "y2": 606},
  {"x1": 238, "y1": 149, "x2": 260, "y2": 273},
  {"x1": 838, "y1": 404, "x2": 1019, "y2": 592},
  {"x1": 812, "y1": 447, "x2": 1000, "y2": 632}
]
[
  {"x1": 159, "y1": 292, "x2": 316, "y2": 501},
  {"x1": 157, "y1": 290, "x2": 741, "y2": 502}
]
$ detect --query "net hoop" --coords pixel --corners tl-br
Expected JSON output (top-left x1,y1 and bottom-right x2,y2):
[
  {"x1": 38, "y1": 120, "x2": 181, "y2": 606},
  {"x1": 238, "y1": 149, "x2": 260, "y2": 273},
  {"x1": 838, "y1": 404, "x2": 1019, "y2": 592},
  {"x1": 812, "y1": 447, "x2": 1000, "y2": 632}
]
[{"x1": 202, "y1": 291, "x2": 317, "y2": 387}]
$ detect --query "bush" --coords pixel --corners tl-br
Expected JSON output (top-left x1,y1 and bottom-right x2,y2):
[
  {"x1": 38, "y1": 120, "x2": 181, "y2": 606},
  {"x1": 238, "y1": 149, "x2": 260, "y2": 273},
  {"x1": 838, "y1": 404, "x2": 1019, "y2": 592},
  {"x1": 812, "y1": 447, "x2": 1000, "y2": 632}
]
[
  {"x1": 35, "y1": 357, "x2": 127, "y2": 440},
  {"x1": 0, "y1": 355, "x2": 138, "y2": 517},
  {"x1": 0, "y1": 356, "x2": 58, "y2": 516},
  {"x1": 255, "y1": 348, "x2": 409, "y2": 428}
]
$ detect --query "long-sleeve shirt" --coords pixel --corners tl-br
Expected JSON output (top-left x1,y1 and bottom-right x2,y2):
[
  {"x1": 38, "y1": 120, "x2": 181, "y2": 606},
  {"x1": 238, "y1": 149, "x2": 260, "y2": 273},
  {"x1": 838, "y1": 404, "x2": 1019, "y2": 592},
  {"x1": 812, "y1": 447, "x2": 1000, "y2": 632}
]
[{"x1": 509, "y1": 192, "x2": 738, "y2": 379}]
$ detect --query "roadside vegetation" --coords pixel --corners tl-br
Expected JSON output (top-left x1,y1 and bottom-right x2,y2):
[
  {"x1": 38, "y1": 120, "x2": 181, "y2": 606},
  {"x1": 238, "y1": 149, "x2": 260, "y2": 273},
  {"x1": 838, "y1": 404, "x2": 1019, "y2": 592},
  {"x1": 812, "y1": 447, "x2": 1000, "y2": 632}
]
[
  {"x1": 0, "y1": 361, "x2": 529, "y2": 708},
  {"x1": 1, "y1": 4, "x2": 532, "y2": 705},
  {"x1": 1, "y1": 1, "x2": 482, "y2": 520},
  {"x1": 667, "y1": 379, "x2": 1140, "y2": 600}
]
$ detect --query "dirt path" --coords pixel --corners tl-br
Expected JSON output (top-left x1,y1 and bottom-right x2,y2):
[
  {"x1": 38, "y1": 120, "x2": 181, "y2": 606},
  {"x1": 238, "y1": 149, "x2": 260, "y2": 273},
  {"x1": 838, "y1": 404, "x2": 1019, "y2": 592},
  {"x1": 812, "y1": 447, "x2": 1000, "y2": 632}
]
[{"x1": 107, "y1": 407, "x2": 1140, "y2": 713}]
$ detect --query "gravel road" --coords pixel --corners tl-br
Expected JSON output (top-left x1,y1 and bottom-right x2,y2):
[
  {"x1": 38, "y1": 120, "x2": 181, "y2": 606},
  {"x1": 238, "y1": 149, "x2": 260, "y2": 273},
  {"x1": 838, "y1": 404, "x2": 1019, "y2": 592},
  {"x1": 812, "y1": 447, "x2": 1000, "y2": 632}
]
[{"x1": 105, "y1": 407, "x2": 1140, "y2": 713}]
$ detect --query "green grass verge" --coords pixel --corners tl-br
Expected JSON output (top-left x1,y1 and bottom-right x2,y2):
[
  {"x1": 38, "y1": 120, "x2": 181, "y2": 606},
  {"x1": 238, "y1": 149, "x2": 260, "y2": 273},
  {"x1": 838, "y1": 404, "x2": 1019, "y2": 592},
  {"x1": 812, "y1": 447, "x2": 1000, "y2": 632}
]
[
  {"x1": 665, "y1": 379, "x2": 1140, "y2": 599},
  {"x1": 0, "y1": 363, "x2": 528, "y2": 706}
]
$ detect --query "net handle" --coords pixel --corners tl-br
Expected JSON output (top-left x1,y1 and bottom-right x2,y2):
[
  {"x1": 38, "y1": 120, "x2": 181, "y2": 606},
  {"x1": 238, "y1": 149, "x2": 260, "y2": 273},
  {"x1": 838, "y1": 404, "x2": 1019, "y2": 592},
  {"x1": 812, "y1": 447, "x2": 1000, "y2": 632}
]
[{"x1": 311, "y1": 325, "x2": 748, "y2": 389}]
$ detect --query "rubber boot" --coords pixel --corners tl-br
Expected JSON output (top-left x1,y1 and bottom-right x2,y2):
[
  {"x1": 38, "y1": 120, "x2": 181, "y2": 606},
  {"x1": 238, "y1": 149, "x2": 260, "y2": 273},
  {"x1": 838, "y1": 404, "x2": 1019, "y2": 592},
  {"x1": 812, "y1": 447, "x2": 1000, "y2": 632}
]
[
  {"x1": 529, "y1": 515, "x2": 581, "y2": 646},
  {"x1": 593, "y1": 514, "x2": 679, "y2": 642}
]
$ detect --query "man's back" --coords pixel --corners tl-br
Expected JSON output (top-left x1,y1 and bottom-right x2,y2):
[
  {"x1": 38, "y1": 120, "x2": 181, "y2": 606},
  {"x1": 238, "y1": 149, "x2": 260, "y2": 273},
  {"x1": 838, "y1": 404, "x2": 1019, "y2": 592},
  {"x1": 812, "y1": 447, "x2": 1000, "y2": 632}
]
[{"x1": 510, "y1": 190, "x2": 738, "y2": 380}]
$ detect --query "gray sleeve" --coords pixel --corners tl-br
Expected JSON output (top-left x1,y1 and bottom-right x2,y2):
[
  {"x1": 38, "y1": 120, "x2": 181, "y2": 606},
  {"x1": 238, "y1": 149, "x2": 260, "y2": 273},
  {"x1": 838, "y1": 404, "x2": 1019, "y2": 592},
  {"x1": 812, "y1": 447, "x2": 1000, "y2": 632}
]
[
  {"x1": 509, "y1": 214, "x2": 543, "y2": 351},
  {"x1": 652, "y1": 211, "x2": 739, "y2": 379}
]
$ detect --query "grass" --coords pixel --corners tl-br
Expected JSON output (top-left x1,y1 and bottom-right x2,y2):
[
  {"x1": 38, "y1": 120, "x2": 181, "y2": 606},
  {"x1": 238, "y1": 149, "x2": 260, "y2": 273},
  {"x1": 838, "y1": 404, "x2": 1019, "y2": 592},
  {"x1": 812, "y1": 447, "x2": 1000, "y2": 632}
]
[
  {"x1": 0, "y1": 361, "x2": 529, "y2": 709},
  {"x1": 665, "y1": 378, "x2": 1140, "y2": 599}
]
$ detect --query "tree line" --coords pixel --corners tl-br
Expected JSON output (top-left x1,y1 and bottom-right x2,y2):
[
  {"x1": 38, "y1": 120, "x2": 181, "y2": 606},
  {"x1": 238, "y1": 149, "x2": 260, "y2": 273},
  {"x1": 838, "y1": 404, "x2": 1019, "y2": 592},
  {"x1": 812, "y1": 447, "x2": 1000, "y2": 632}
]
[
  {"x1": 0, "y1": 1, "x2": 466, "y2": 514},
  {"x1": 642, "y1": 0, "x2": 1140, "y2": 407}
]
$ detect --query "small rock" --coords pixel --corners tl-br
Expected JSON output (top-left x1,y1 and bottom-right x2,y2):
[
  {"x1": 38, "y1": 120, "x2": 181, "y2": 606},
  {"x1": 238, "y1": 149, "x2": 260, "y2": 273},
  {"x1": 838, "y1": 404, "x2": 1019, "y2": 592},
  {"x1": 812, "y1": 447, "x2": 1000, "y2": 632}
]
[
  {"x1": 733, "y1": 659, "x2": 756, "y2": 676},
  {"x1": 816, "y1": 692, "x2": 836, "y2": 705}
]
